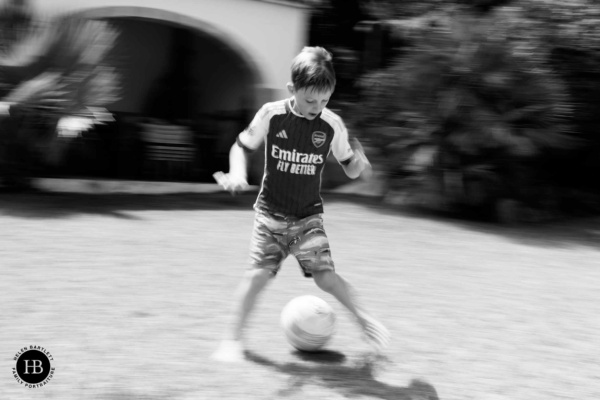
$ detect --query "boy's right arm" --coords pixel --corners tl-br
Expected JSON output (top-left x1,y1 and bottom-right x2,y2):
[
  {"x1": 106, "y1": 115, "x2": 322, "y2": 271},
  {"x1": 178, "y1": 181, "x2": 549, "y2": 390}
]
[
  {"x1": 214, "y1": 142, "x2": 250, "y2": 194},
  {"x1": 214, "y1": 103, "x2": 270, "y2": 193}
]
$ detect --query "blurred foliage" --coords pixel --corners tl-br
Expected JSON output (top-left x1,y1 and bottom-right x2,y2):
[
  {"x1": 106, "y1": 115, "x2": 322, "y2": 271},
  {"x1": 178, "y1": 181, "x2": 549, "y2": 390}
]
[
  {"x1": 0, "y1": 0, "x2": 120, "y2": 188},
  {"x1": 309, "y1": 0, "x2": 600, "y2": 220},
  {"x1": 357, "y1": 13, "x2": 576, "y2": 219},
  {"x1": 0, "y1": 0, "x2": 31, "y2": 56}
]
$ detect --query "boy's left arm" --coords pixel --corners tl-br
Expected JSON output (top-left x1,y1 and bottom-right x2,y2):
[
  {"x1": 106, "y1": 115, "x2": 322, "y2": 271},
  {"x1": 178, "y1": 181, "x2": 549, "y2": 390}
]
[{"x1": 341, "y1": 138, "x2": 373, "y2": 180}]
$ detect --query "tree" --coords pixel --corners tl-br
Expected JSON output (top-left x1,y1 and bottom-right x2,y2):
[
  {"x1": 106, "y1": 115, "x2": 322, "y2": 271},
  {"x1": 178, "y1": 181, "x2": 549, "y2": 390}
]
[
  {"x1": 0, "y1": 1, "x2": 120, "y2": 187},
  {"x1": 357, "y1": 11, "x2": 576, "y2": 220}
]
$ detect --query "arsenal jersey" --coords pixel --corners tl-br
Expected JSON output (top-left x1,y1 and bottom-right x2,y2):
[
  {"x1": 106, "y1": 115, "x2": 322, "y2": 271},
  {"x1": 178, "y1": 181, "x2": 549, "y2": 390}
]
[{"x1": 237, "y1": 98, "x2": 354, "y2": 218}]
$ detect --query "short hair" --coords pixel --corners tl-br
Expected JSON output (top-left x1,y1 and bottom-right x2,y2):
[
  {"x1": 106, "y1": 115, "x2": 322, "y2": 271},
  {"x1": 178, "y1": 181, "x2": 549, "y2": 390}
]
[{"x1": 291, "y1": 46, "x2": 336, "y2": 92}]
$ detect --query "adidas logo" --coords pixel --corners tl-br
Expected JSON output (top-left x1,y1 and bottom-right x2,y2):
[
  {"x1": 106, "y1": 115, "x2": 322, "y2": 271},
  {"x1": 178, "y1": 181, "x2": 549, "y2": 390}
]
[{"x1": 275, "y1": 130, "x2": 288, "y2": 139}]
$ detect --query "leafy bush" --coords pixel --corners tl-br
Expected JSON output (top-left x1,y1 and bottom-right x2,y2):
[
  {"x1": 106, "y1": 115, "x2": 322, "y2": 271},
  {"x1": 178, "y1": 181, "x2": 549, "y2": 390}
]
[
  {"x1": 0, "y1": 3, "x2": 120, "y2": 187},
  {"x1": 356, "y1": 11, "x2": 577, "y2": 219}
]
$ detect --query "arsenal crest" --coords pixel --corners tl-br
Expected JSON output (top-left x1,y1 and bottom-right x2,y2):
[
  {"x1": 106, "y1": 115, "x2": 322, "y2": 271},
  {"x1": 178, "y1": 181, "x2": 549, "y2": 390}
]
[{"x1": 312, "y1": 131, "x2": 327, "y2": 148}]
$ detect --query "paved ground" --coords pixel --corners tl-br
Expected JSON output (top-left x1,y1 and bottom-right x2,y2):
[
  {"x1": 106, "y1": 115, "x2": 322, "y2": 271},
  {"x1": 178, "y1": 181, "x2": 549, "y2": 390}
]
[{"x1": 1, "y1": 180, "x2": 599, "y2": 400}]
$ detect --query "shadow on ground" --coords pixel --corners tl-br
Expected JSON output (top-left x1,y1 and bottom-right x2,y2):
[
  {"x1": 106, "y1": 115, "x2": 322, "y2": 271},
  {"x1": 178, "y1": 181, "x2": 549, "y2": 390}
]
[
  {"x1": 246, "y1": 350, "x2": 439, "y2": 400},
  {"x1": 0, "y1": 190, "x2": 257, "y2": 219},
  {"x1": 1, "y1": 189, "x2": 599, "y2": 250}
]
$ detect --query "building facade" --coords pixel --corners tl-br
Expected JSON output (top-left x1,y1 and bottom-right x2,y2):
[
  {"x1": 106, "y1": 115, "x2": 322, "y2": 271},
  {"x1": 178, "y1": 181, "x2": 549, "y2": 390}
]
[{"x1": 28, "y1": 0, "x2": 310, "y2": 181}]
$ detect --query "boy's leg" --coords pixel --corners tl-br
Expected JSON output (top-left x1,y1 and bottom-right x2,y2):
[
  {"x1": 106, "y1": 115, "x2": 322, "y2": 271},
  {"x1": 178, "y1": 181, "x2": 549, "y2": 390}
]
[
  {"x1": 230, "y1": 268, "x2": 273, "y2": 341},
  {"x1": 211, "y1": 268, "x2": 273, "y2": 362},
  {"x1": 312, "y1": 270, "x2": 390, "y2": 350},
  {"x1": 212, "y1": 211, "x2": 287, "y2": 362},
  {"x1": 289, "y1": 215, "x2": 390, "y2": 350}
]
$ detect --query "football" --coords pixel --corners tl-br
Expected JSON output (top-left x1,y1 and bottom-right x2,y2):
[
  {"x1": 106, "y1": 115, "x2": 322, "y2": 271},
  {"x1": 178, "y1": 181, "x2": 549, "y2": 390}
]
[{"x1": 280, "y1": 295, "x2": 336, "y2": 352}]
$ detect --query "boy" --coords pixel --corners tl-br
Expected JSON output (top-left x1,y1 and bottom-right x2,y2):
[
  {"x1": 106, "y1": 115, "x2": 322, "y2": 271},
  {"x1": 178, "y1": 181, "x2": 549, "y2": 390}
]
[{"x1": 212, "y1": 47, "x2": 390, "y2": 362}]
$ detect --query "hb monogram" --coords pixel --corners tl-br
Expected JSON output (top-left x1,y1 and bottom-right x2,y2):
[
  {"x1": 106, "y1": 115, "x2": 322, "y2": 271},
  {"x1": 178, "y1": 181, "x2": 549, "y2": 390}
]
[{"x1": 22, "y1": 359, "x2": 44, "y2": 374}]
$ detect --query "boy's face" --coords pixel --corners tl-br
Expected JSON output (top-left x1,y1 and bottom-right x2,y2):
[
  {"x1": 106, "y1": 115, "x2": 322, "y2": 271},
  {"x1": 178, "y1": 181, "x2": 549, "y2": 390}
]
[{"x1": 288, "y1": 84, "x2": 333, "y2": 120}]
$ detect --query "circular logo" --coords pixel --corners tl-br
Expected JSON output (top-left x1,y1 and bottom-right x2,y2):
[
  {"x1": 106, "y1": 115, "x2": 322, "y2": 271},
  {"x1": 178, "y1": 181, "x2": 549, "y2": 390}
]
[{"x1": 13, "y1": 347, "x2": 55, "y2": 388}]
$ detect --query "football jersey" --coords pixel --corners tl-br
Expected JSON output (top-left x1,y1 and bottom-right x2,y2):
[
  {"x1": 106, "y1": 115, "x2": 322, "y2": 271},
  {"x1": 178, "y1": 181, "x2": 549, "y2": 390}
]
[{"x1": 237, "y1": 98, "x2": 354, "y2": 218}]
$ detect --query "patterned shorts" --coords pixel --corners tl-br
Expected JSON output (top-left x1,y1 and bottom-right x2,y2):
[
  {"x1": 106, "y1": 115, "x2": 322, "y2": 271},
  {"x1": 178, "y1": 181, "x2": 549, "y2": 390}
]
[{"x1": 248, "y1": 210, "x2": 335, "y2": 277}]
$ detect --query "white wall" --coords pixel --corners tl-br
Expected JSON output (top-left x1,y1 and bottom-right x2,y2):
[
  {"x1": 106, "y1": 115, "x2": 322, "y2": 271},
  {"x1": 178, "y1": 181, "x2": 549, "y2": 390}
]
[{"x1": 29, "y1": 0, "x2": 309, "y2": 102}]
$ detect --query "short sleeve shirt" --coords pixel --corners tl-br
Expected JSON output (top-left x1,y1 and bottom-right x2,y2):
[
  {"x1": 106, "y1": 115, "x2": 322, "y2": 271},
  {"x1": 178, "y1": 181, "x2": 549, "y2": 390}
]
[{"x1": 237, "y1": 98, "x2": 354, "y2": 218}]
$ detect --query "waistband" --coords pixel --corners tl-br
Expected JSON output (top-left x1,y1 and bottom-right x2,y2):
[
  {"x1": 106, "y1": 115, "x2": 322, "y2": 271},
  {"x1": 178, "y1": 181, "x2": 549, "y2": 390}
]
[{"x1": 255, "y1": 207, "x2": 320, "y2": 222}]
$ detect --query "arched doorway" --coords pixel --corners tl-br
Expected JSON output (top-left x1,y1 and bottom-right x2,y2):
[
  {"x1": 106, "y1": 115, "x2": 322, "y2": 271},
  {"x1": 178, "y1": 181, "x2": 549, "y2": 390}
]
[{"x1": 62, "y1": 7, "x2": 265, "y2": 182}]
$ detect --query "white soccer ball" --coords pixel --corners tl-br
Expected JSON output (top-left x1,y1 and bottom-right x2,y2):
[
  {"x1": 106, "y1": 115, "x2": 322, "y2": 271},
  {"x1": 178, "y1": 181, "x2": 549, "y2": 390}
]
[{"x1": 281, "y1": 295, "x2": 336, "y2": 352}]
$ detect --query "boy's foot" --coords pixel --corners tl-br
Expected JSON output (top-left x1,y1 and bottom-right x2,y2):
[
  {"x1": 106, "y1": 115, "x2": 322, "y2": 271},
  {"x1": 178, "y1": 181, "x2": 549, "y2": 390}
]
[
  {"x1": 210, "y1": 339, "x2": 245, "y2": 363},
  {"x1": 359, "y1": 315, "x2": 391, "y2": 352}
]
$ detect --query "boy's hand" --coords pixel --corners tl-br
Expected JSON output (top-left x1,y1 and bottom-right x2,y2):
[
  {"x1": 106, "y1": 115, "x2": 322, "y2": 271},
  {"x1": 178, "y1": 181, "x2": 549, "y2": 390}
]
[
  {"x1": 351, "y1": 138, "x2": 373, "y2": 180},
  {"x1": 213, "y1": 171, "x2": 248, "y2": 195}
]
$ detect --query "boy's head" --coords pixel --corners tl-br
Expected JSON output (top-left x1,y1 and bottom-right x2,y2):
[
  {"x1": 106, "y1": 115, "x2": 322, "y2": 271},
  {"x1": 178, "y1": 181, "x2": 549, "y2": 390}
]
[
  {"x1": 290, "y1": 46, "x2": 336, "y2": 92},
  {"x1": 287, "y1": 47, "x2": 336, "y2": 120}
]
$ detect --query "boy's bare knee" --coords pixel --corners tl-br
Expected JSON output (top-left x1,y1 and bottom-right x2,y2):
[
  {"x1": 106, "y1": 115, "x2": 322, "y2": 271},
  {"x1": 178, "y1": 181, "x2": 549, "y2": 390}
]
[
  {"x1": 312, "y1": 269, "x2": 337, "y2": 292},
  {"x1": 245, "y1": 268, "x2": 274, "y2": 284}
]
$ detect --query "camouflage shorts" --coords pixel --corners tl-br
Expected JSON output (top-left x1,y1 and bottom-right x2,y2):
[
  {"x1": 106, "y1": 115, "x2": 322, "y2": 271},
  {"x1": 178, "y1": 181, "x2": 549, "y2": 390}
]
[{"x1": 248, "y1": 210, "x2": 335, "y2": 277}]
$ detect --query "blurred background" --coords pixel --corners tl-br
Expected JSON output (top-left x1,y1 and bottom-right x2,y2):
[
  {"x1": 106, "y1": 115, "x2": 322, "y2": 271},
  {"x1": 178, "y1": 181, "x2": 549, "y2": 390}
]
[{"x1": 1, "y1": 0, "x2": 600, "y2": 223}]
